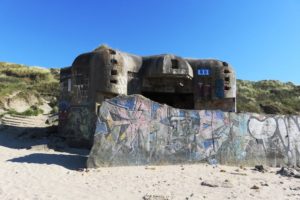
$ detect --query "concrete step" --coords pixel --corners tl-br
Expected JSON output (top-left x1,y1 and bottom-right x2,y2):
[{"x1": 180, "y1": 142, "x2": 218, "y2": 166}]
[
  {"x1": 3, "y1": 114, "x2": 47, "y2": 121},
  {"x1": 2, "y1": 116, "x2": 46, "y2": 124},
  {"x1": 1, "y1": 114, "x2": 48, "y2": 128},
  {"x1": 1, "y1": 120, "x2": 48, "y2": 128},
  {"x1": 1, "y1": 120, "x2": 38, "y2": 127},
  {"x1": 10, "y1": 114, "x2": 48, "y2": 119},
  {"x1": 1, "y1": 121, "x2": 35, "y2": 127}
]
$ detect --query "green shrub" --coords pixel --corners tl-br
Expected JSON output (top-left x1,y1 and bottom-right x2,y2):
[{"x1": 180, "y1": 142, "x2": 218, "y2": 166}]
[
  {"x1": 7, "y1": 105, "x2": 44, "y2": 116},
  {"x1": 237, "y1": 79, "x2": 300, "y2": 115},
  {"x1": 50, "y1": 106, "x2": 58, "y2": 114},
  {"x1": 0, "y1": 62, "x2": 59, "y2": 103}
]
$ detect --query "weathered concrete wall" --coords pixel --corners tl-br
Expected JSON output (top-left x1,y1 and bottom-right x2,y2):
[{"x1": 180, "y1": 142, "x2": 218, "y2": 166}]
[
  {"x1": 87, "y1": 95, "x2": 300, "y2": 168},
  {"x1": 59, "y1": 47, "x2": 237, "y2": 143},
  {"x1": 59, "y1": 106, "x2": 95, "y2": 147}
]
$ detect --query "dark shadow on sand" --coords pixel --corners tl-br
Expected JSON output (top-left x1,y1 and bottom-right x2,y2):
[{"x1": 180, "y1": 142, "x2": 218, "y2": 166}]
[
  {"x1": 7, "y1": 153, "x2": 87, "y2": 170},
  {"x1": 0, "y1": 126, "x2": 51, "y2": 149},
  {"x1": 0, "y1": 125, "x2": 90, "y2": 156}
]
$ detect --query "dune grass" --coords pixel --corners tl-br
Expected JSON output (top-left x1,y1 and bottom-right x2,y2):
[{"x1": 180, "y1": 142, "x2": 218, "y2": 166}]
[
  {"x1": 0, "y1": 62, "x2": 60, "y2": 113},
  {"x1": 1, "y1": 61, "x2": 299, "y2": 115},
  {"x1": 7, "y1": 105, "x2": 44, "y2": 116},
  {"x1": 237, "y1": 79, "x2": 300, "y2": 114}
]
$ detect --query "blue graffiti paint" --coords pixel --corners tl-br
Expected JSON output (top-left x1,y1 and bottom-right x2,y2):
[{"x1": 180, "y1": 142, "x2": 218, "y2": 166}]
[
  {"x1": 190, "y1": 110, "x2": 200, "y2": 119},
  {"x1": 89, "y1": 95, "x2": 300, "y2": 168},
  {"x1": 95, "y1": 121, "x2": 108, "y2": 135},
  {"x1": 215, "y1": 79, "x2": 224, "y2": 98},
  {"x1": 203, "y1": 139, "x2": 214, "y2": 149},
  {"x1": 179, "y1": 110, "x2": 185, "y2": 117},
  {"x1": 160, "y1": 117, "x2": 170, "y2": 125},
  {"x1": 216, "y1": 111, "x2": 224, "y2": 120},
  {"x1": 109, "y1": 96, "x2": 136, "y2": 110},
  {"x1": 197, "y1": 68, "x2": 210, "y2": 76},
  {"x1": 202, "y1": 123, "x2": 211, "y2": 129},
  {"x1": 205, "y1": 110, "x2": 211, "y2": 117},
  {"x1": 151, "y1": 102, "x2": 161, "y2": 118},
  {"x1": 59, "y1": 101, "x2": 70, "y2": 111}
]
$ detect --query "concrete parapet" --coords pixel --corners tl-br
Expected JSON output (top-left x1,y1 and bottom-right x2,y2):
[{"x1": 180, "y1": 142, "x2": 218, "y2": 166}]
[{"x1": 87, "y1": 95, "x2": 300, "y2": 168}]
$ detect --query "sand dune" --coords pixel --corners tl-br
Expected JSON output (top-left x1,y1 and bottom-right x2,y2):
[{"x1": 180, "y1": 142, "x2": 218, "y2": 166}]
[{"x1": 0, "y1": 130, "x2": 300, "y2": 200}]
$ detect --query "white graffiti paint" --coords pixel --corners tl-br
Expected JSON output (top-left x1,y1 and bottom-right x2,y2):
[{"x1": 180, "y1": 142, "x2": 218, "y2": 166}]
[
  {"x1": 248, "y1": 117, "x2": 277, "y2": 140},
  {"x1": 247, "y1": 116, "x2": 300, "y2": 166},
  {"x1": 87, "y1": 95, "x2": 300, "y2": 168}
]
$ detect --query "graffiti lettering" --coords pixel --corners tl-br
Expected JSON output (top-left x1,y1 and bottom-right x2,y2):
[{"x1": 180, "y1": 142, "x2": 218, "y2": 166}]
[{"x1": 87, "y1": 95, "x2": 300, "y2": 167}]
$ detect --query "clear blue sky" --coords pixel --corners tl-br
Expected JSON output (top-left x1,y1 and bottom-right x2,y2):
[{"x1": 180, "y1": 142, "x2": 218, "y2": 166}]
[{"x1": 0, "y1": 0, "x2": 299, "y2": 84}]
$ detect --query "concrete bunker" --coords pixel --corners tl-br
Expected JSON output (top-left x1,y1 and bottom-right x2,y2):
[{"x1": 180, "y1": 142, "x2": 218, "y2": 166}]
[
  {"x1": 59, "y1": 45, "x2": 236, "y2": 146},
  {"x1": 141, "y1": 92, "x2": 194, "y2": 109}
]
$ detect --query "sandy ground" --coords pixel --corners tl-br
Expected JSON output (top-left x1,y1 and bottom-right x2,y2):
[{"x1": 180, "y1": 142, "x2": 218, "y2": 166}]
[{"x1": 0, "y1": 131, "x2": 300, "y2": 200}]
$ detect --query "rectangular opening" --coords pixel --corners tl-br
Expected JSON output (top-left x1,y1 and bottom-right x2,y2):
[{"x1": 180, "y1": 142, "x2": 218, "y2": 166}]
[
  {"x1": 224, "y1": 86, "x2": 231, "y2": 90},
  {"x1": 224, "y1": 77, "x2": 230, "y2": 82},
  {"x1": 108, "y1": 49, "x2": 116, "y2": 55},
  {"x1": 127, "y1": 71, "x2": 140, "y2": 94},
  {"x1": 171, "y1": 59, "x2": 179, "y2": 69},
  {"x1": 142, "y1": 91, "x2": 194, "y2": 109},
  {"x1": 222, "y1": 62, "x2": 228, "y2": 66},
  {"x1": 96, "y1": 104, "x2": 101, "y2": 115},
  {"x1": 127, "y1": 71, "x2": 138, "y2": 78},
  {"x1": 224, "y1": 69, "x2": 231, "y2": 73},
  {"x1": 110, "y1": 79, "x2": 118, "y2": 84},
  {"x1": 111, "y1": 59, "x2": 118, "y2": 64},
  {"x1": 111, "y1": 69, "x2": 118, "y2": 75},
  {"x1": 103, "y1": 93, "x2": 118, "y2": 100}
]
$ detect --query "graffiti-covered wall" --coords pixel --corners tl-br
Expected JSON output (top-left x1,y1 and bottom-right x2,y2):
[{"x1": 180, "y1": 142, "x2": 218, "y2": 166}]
[
  {"x1": 59, "y1": 106, "x2": 96, "y2": 147},
  {"x1": 87, "y1": 95, "x2": 300, "y2": 168}
]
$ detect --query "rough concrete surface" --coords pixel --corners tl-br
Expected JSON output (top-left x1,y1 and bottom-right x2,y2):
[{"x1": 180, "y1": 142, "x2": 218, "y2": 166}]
[{"x1": 88, "y1": 95, "x2": 300, "y2": 168}]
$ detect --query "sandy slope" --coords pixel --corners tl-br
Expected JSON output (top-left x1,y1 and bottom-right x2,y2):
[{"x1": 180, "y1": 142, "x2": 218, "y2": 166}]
[{"x1": 0, "y1": 131, "x2": 300, "y2": 200}]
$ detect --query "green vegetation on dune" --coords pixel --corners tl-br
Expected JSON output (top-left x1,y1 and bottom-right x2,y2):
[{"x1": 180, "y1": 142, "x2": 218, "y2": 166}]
[
  {"x1": 237, "y1": 80, "x2": 300, "y2": 115},
  {"x1": 0, "y1": 62, "x2": 59, "y2": 97},
  {"x1": 7, "y1": 105, "x2": 44, "y2": 116},
  {"x1": 0, "y1": 62, "x2": 60, "y2": 112},
  {"x1": 0, "y1": 61, "x2": 299, "y2": 115},
  {"x1": 0, "y1": 62, "x2": 53, "y2": 82}
]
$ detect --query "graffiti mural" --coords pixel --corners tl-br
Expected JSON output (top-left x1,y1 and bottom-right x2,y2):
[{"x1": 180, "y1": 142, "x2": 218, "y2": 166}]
[
  {"x1": 87, "y1": 95, "x2": 300, "y2": 168},
  {"x1": 247, "y1": 115, "x2": 300, "y2": 166},
  {"x1": 61, "y1": 106, "x2": 96, "y2": 147}
]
